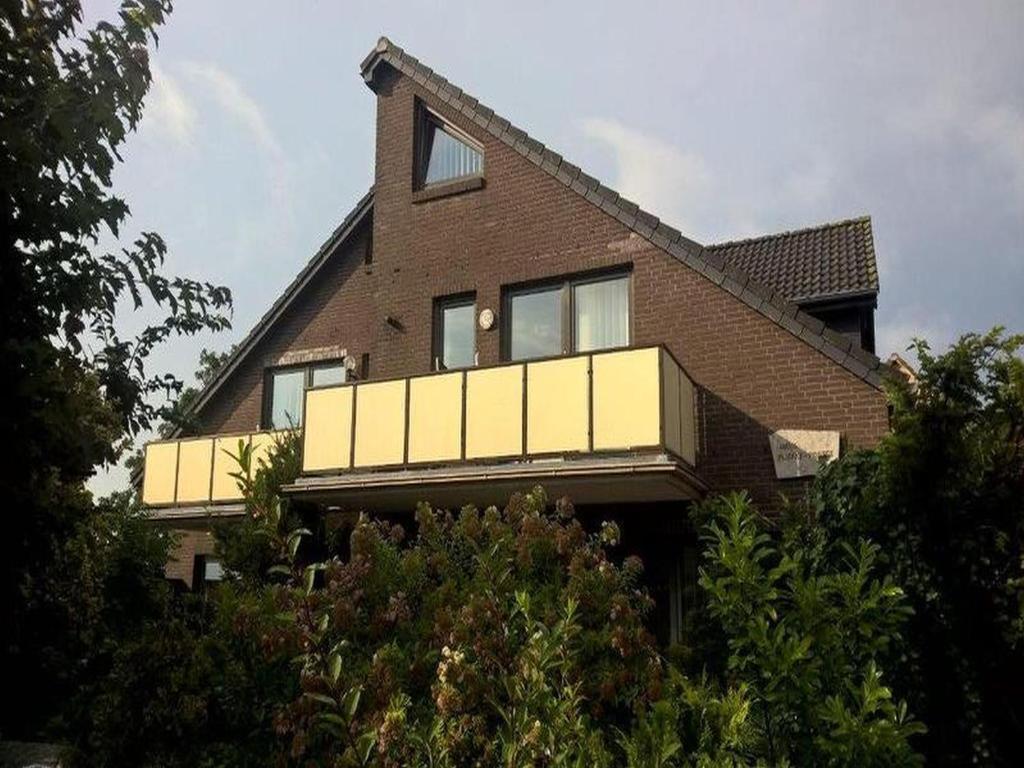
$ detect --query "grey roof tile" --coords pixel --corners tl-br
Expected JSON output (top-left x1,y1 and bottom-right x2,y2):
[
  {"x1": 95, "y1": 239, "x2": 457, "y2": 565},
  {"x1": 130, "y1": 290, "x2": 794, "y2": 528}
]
[
  {"x1": 706, "y1": 217, "x2": 879, "y2": 304},
  {"x1": 656, "y1": 222, "x2": 682, "y2": 244}
]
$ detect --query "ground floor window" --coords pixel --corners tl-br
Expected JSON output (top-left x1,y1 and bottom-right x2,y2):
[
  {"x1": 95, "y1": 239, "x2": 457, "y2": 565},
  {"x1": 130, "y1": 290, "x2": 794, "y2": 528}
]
[{"x1": 669, "y1": 543, "x2": 700, "y2": 646}]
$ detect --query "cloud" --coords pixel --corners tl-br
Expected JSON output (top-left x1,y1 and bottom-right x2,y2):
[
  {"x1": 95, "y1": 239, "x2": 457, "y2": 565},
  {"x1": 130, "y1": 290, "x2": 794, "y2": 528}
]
[
  {"x1": 781, "y1": 155, "x2": 835, "y2": 210},
  {"x1": 892, "y1": 76, "x2": 1024, "y2": 208},
  {"x1": 179, "y1": 61, "x2": 294, "y2": 230},
  {"x1": 876, "y1": 310, "x2": 957, "y2": 363},
  {"x1": 969, "y1": 104, "x2": 1024, "y2": 204},
  {"x1": 180, "y1": 62, "x2": 284, "y2": 160},
  {"x1": 579, "y1": 118, "x2": 842, "y2": 242},
  {"x1": 142, "y1": 65, "x2": 196, "y2": 146},
  {"x1": 581, "y1": 117, "x2": 714, "y2": 236}
]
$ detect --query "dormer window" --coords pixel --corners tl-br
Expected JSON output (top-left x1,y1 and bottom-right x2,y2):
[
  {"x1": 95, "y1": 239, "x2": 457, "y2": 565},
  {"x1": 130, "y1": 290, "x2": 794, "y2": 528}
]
[{"x1": 415, "y1": 103, "x2": 483, "y2": 189}]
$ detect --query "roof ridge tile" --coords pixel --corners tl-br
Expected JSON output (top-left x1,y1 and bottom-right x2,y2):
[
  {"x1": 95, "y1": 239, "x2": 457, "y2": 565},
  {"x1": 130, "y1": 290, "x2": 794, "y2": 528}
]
[{"x1": 708, "y1": 215, "x2": 873, "y2": 250}]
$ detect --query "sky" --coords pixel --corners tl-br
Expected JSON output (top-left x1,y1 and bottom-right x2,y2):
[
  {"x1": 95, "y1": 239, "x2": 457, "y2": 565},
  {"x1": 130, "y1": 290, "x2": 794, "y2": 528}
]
[{"x1": 87, "y1": 0, "x2": 1024, "y2": 494}]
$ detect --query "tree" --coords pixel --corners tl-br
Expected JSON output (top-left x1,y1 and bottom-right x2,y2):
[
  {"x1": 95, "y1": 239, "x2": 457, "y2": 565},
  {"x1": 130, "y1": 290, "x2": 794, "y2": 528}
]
[
  {"x1": 0, "y1": 0, "x2": 232, "y2": 738},
  {"x1": 807, "y1": 328, "x2": 1024, "y2": 765},
  {"x1": 124, "y1": 345, "x2": 237, "y2": 480}
]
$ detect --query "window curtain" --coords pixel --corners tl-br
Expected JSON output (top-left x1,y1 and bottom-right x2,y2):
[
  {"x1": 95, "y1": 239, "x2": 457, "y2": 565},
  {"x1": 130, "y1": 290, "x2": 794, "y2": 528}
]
[
  {"x1": 573, "y1": 276, "x2": 629, "y2": 352},
  {"x1": 271, "y1": 370, "x2": 305, "y2": 428},
  {"x1": 425, "y1": 124, "x2": 482, "y2": 185}
]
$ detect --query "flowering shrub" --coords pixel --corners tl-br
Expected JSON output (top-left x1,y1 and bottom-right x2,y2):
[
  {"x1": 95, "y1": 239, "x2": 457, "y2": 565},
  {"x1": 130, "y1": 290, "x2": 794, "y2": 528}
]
[
  {"x1": 68, "y1": 424, "x2": 926, "y2": 766},
  {"x1": 220, "y1": 434, "x2": 921, "y2": 767},
  {"x1": 266, "y1": 488, "x2": 663, "y2": 765}
]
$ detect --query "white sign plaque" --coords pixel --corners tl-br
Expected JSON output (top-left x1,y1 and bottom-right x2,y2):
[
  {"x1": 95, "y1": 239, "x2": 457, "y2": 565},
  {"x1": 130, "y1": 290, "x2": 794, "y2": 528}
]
[{"x1": 768, "y1": 429, "x2": 840, "y2": 479}]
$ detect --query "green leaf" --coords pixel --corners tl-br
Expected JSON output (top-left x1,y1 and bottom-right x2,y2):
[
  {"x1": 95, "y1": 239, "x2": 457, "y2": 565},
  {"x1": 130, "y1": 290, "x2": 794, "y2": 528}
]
[
  {"x1": 342, "y1": 686, "x2": 361, "y2": 720},
  {"x1": 329, "y1": 652, "x2": 342, "y2": 683},
  {"x1": 303, "y1": 692, "x2": 338, "y2": 709}
]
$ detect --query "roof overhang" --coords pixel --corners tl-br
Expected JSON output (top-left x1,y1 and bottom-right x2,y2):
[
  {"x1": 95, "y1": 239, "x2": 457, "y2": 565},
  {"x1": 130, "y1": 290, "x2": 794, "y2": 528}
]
[
  {"x1": 283, "y1": 454, "x2": 707, "y2": 513},
  {"x1": 795, "y1": 289, "x2": 879, "y2": 310}
]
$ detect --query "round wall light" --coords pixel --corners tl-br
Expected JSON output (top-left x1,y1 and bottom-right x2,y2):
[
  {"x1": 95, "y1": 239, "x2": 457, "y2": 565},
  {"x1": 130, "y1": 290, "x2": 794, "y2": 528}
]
[{"x1": 478, "y1": 307, "x2": 496, "y2": 331}]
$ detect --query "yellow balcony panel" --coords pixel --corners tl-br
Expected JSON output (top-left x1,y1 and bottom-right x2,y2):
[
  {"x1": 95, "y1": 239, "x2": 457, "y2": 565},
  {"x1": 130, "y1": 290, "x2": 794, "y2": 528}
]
[
  {"x1": 250, "y1": 430, "x2": 291, "y2": 472},
  {"x1": 465, "y1": 364, "x2": 524, "y2": 459},
  {"x1": 527, "y1": 356, "x2": 590, "y2": 454},
  {"x1": 679, "y1": 371, "x2": 696, "y2": 466},
  {"x1": 408, "y1": 373, "x2": 463, "y2": 464},
  {"x1": 142, "y1": 441, "x2": 178, "y2": 506},
  {"x1": 211, "y1": 434, "x2": 250, "y2": 501},
  {"x1": 175, "y1": 438, "x2": 213, "y2": 504},
  {"x1": 592, "y1": 348, "x2": 661, "y2": 450},
  {"x1": 304, "y1": 387, "x2": 354, "y2": 472},
  {"x1": 354, "y1": 379, "x2": 407, "y2": 467},
  {"x1": 661, "y1": 351, "x2": 683, "y2": 458}
]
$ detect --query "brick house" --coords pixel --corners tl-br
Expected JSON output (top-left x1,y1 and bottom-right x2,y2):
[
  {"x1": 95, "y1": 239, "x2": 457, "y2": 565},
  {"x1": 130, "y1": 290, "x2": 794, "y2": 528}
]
[{"x1": 140, "y1": 38, "x2": 888, "y2": 642}]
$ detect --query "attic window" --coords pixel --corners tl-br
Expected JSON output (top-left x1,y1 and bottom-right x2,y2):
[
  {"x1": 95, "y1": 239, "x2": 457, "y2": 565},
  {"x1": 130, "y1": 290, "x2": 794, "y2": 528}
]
[{"x1": 416, "y1": 105, "x2": 483, "y2": 188}]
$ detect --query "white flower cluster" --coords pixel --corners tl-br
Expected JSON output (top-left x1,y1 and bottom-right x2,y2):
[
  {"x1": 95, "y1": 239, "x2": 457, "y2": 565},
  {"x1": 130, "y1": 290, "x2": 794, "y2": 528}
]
[{"x1": 437, "y1": 644, "x2": 465, "y2": 684}]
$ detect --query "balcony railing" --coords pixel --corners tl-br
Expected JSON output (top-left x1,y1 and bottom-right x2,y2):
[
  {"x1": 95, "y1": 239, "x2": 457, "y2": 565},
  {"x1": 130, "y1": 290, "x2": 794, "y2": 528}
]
[
  {"x1": 140, "y1": 345, "x2": 698, "y2": 510},
  {"x1": 141, "y1": 430, "x2": 288, "y2": 508},
  {"x1": 301, "y1": 345, "x2": 695, "y2": 473}
]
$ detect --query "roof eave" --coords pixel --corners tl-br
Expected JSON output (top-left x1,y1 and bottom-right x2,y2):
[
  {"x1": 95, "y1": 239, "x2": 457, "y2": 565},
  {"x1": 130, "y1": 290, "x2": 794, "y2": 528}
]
[{"x1": 795, "y1": 288, "x2": 879, "y2": 308}]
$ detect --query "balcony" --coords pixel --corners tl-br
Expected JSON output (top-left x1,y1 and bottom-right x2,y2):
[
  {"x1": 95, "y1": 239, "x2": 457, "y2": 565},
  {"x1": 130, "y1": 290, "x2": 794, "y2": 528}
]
[
  {"x1": 141, "y1": 430, "x2": 288, "y2": 513},
  {"x1": 140, "y1": 346, "x2": 704, "y2": 515}
]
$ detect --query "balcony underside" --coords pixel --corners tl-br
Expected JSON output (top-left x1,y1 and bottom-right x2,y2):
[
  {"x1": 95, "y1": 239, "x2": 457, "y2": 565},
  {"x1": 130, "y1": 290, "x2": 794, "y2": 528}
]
[{"x1": 283, "y1": 452, "x2": 706, "y2": 513}]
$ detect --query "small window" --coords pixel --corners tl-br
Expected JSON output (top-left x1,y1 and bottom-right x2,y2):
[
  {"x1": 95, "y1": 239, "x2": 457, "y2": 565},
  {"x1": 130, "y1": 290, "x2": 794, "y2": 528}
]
[
  {"x1": 434, "y1": 295, "x2": 476, "y2": 370},
  {"x1": 417, "y1": 106, "x2": 483, "y2": 187},
  {"x1": 204, "y1": 558, "x2": 225, "y2": 583},
  {"x1": 504, "y1": 271, "x2": 631, "y2": 361},
  {"x1": 311, "y1": 363, "x2": 345, "y2": 387},
  {"x1": 264, "y1": 361, "x2": 347, "y2": 429}
]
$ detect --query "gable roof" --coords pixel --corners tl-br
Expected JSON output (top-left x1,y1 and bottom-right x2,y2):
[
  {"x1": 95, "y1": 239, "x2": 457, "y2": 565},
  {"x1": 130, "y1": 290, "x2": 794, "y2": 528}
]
[
  {"x1": 170, "y1": 37, "x2": 887, "y2": 444},
  {"x1": 708, "y1": 216, "x2": 879, "y2": 305},
  {"x1": 360, "y1": 37, "x2": 884, "y2": 387}
]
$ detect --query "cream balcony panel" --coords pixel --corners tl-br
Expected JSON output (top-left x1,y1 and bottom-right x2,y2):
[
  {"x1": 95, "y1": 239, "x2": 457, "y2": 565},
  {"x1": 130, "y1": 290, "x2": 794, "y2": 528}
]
[
  {"x1": 592, "y1": 348, "x2": 661, "y2": 451},
  {"x1": 251, "y1": 430, "x2": 290, "y2": 473},
  {"x1": 211, "y1": 435, "x2": 250, "y2": 501},
  {"x1": 142, "y1": 442, "x2": 178, "y2": 506},
  {"x1": 661, "y1": 352, "x2": 683, "y2": 458},
  {"x1": 408, "y1": 373, "x2": 463, "y2": 464},
  {"x1": 304, "y1": 387, "x2": 354, "y2": 472},
  {"x1": 465, "y1": 365, "x2": 524, "y2": 459},
  {"x1": 175, "y1": 438, "x2": 213, "y2": 504},
  {"x1": 679, "y1": 371, "x2": 696, "y2": 466},
  {"x1": 526, "y1": 356, "x2": 590, "y2": 454},
  {"x1": 354, "y1": 380, "x2": 407, "y2": 467}
]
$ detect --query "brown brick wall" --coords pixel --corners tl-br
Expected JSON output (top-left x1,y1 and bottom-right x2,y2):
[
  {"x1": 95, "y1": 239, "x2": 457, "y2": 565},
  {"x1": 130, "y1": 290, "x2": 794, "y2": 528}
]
[
  {"x1": 164, "y1": 527, "x2": 216, "y2": 589},
  {"x1": 193, "y1": 66, "x2": 889, "y2": 510}
]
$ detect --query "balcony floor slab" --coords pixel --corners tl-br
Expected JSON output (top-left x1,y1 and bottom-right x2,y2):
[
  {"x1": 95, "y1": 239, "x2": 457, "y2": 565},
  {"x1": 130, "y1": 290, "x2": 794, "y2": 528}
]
[{"x1": 282, "y1": 453, "x2": 707, "y2": 513}]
